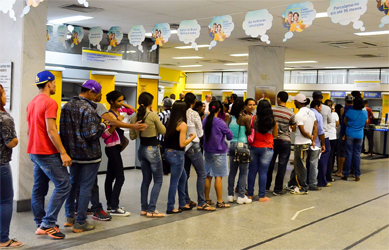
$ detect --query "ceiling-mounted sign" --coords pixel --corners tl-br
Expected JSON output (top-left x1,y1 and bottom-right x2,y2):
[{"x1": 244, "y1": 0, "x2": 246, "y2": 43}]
[
  {"x1": 70, "y1": 26, "x2": 84, "y2": 48},
  {"x1": 0, "y1": 62, "x2": 12, "y2": 110},
  {"x1": 0, "y1": 0, "x2": 16, "y2": 20},
  {"x1": 77, "y1": 0, "x2": 88, "y2": 7},
  {"x1": 46, "y1": 25, "x2": 53, "y2": 42},
  {"x1": 330, "y1": 91, "x2": 346, "y2": 98},
  {"x1": 377, "y1": 1, "x2": 389, "y2": 28},
  {"x1": 107, "y1": 26, "x2": 123, "y2": 51},
  {"x1": 150, "y1": 23, "x2": 171, "y2": 52},
  {"x1": 21, "y1": 0, "x2": 45, "y2": 18},
  {"x1": 282, "y1": 1, "x2": 316, "y2": 42},
  {"x1": 129, "y1": 25, "x2": 146, "y2": 52},
  {"x1": 327, "y1": 0, "x2": 367, "y2": 31},
  {"x1": 177, "y1": 20, "x2": 201, "y2": 50},
  {"x1": 89, "y1": 27, "x2": 103, "y2": 50},
  {"x1": 57, "y1": 25, "x2": 68, "y2": 49},
  {"x1": 364, "y1": 92, "x2": 382, "y2": 98},
  {"x1": 242, "y1": 9, "x2": 273, "y2": 44},
  {"x1": 208, "y1": 15, "x2": 234, "y2": 49}
]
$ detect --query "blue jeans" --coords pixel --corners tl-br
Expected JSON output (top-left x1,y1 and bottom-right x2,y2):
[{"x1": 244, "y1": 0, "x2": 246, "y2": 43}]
[
  {"x1": 65, "y1": 163, "x2": 100, "y2": 224},
  {"x1": 248, "y1": 147, "x2": 274, "y2": 198},
  {"x1": 228, "y1": 142, "x2": 249, "y2": 198},
  {"x1": 138, "y1": 145, "x2": 163, "y2": 212},
  {"x1": 0, "y1": 163, "x2": 13, "y2": 242},
  {"x1": 165, "y1": 149, "x2": 187, "y2": 211},
  {"x1": 343, "y1": 136, "x2": 362, "y2": 178},
  {"x1": 30, "y1": 154, "x2": 71, "y2": 228},
  {"x1": 184, "y1": 142, "x2": 206, "y2": 206},
  {"x1": 267, "y1": 140, "x2": 291, "y2": 193},
  {"x1": 318, "y1": 138, "x2": 331, "y2": 187},
  {"x1": 306, "y1": 148, "x2": 320, "y2": 188}
]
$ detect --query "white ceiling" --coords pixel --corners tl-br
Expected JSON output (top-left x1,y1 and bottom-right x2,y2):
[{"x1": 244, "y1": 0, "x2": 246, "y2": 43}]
[{"x1": 47, "y1": 0, "x2": 389, "y2": 71}]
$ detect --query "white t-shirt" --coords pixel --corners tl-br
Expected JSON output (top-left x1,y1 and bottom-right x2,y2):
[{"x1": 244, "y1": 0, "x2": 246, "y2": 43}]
[
  {"x1": 328, "y1": 112, "x2": 339, "y2": 140},
  {"x1": 321, "y1": 105, "x2": 332, "y2": 138},
  {"x1": 294, "y1": 107, "x2": 316, "y2": 145}
]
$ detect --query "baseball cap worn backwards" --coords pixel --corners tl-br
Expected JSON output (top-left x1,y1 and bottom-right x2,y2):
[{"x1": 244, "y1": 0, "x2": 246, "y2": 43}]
[
  {"x1": 291, "y1": 93, "x2": 307, "y2": 104},
  {"x1": 33, "y1": 71, "x2": 55, "y2": 85},
  {"x1": 82, "y1": 80, "x2": 102, "y2": 94}
]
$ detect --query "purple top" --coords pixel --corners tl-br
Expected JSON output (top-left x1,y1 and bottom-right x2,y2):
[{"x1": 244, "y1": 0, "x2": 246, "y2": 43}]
[
  {"x1": 202, "y1": 117, "x2": 233, "y2": 153},
  {"x1": 217, "y1": 111, "x2": 226, "y2": 121}
]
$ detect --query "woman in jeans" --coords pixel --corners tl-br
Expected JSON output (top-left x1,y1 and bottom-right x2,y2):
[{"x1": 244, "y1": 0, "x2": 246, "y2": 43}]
[
  {"x1": 248, "y1": 100, "x2": 278, "y2": 202},
  {"x1": 103, "y1": 90, "x2": 134, "y2": 216},
  {"x1": 130, "y1": 92, "x2": 166, "y2": 218},
  {"x1": 227, "y1": 100, "x2": 252, "y2": 204},
  {"x1": 184, "y1": 93, "x2": 215, "y2": 211},
  {"x1": 203, "y1": 101, "x2": 233, "y2": 208},
  {"x1": 342, "y1": 97, "x2": 368, "y2": 181},
  {"x1": 165, "y1": 101, "x2": 196, "y2": 214},
  {"x1": 0, "y1": 84, "x2": 23, "y2": 248}
]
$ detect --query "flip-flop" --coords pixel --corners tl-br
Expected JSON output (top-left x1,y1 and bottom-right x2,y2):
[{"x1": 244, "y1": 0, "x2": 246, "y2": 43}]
[
  {"x1": 197, "y1": 204, "x2": 216, "y2": 211},
  {"x1": 146, "y1": 211, "x2": 165, "y2": 218},
  {"x1": 259, "y1": 197, "x2": 271, "y2": 202},
  {"x1": 0, "y1": 239, "x2": 24, "y2": 248}
]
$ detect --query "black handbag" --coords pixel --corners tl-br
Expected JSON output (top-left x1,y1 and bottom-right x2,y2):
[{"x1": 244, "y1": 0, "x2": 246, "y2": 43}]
[{"x1": 233, "y1": 116, "x2": 251, "y2": 164}]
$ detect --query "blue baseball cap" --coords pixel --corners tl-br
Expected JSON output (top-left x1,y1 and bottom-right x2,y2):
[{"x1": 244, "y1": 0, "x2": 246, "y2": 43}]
[
  {"x1": 34, "y1": 71, "x2": 55, "y2": 85},
  {"x1": 81, "y1": 80, "x2": 102, "y2": 94}
]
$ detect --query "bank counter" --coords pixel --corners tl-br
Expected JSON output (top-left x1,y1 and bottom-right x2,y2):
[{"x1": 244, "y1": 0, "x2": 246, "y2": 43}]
[{"x1": 373, "y1": 126, "x2": 389, "y2": 156}]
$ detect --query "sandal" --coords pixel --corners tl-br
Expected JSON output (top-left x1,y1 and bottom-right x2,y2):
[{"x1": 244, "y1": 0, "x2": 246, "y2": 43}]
[
  {"x1": 259, "y1": 197, "x2": 271, "y2": 202},
  {"x1": 188, "y1": 200, "x2": 197, "y2": 207},
  {"x1": 140, "y1": 210, "x2": 148, "y2": 216},
  {"x1": 166, "y1": 209, "x2": 182, "y2": 214},
  {"x1": 205, "y1": 200, "x2": 214, "y2": 205},
  {"x1": 333, "y1": 173, "x2": 343, "y2": 177},
  {"x1": 216, "y1": 201, "x2": 230, "y2": 208},
  {"x1": 179, "y1": 205, "x2": 193, "y2": 211},
  {"x1": 146, "y1": 210, "x2": 165, "y2": 218},
  {"x1": 0, "y1": 239, "x2": 24, "y2": 248},
  {"x1": 197, "y1": 204, "x2": 216, "y2": 211}
]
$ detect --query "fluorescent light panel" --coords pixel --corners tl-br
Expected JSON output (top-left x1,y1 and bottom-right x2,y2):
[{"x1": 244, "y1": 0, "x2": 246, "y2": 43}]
[
  {"x1": 354, "y1": 30, "x2": 389, "y2": 36},
  {"x1": 230, "y1": 53, "x2": 248, "y2": 57},
  {"x1": 48, "y1": 15, "x2": 94, "y2": 24},
  {"x1": 315, "y1": 12, "x2": 328, "y2": 18},
  {"x1": 224, "y1": 63, "x2": 248, "y2": 66},
  {"x1": 324, "y1": 66, "x2": 357, "y2": 69},
  {"x1": 172, "y1": 56, "x2": 203, "y2": 59},
  {"x1": 175, "y1": 45, "x2": 210, "y2": 49},
  {"x1": 285, "y1": 61, "x2": 318, "y2": 64},
  {"x1": 178, "y1": 65, "x2": 203, "y2": 68}
]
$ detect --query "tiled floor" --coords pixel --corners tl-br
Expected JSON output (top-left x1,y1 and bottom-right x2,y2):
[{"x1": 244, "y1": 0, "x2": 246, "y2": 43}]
[{"x1": 8, "y1": 156, "x2": 389, "y2": 250}]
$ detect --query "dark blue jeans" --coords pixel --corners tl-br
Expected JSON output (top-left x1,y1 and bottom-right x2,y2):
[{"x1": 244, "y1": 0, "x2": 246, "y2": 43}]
[
  {"x1": 165, "y1": 149, "x2": 187, "y2": 211},
  {"x1": 184, "y1": 142, "x2": 206, "y2": 206},
  {"x1": 248, "y1": 147, "x2": 274, "y2": 198},
  {"x1": 266, "y1": 140, "x2": 291, "y2": 193},
  {"x1": 343, "y1": 136, "x2": 362, "y2": 178},
  {"x1": 0, "y1": 163, "x2": 13, "y2": 242},
  {"x1": 30, "y1": 154, "x2": 71, "y2": 228},
  {"x1": 228, "y1": 142, "x2": 249, "y2": 198},
  {"x1": 318, "y1": 138, "x2": 331, "y2": 187},
  {"x1": 138, "y1": 145, "x2": 163, "y2": 212},
  {"x1": 65, "y1": 162, "x2": 100, "y2": 224}
]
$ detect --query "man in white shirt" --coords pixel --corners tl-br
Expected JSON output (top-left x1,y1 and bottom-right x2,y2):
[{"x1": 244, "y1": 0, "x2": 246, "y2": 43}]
[
  {"x1": 287, "y1": 94, "x2": 318, "y2": 195},
  {"x1": 203, "y1": 94, "x2": 212, "y2": 115}
]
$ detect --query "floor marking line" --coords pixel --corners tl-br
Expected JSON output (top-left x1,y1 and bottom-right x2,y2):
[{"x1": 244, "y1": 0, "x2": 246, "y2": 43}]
[
  {"x1": 242, "y1": 192, "x2": 389, "y2": 250},
  {"x1": 343, "y1": 224, "x2": 389, "y2": 250},
  {"x1": 291, "y1": 206, "x2": 315, "y2": 220}
]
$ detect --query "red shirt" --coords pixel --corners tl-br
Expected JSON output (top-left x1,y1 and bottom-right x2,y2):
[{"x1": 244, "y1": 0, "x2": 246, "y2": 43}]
[
  {"x1": 27, "y1": 94, "x2": 59, "y2": 154},
  {"x1": 365, "y1": 107, "x2": 374, "y2": 125},
  {"x1": 250, "y1": 132, "x2": 274, "y2": 149}
]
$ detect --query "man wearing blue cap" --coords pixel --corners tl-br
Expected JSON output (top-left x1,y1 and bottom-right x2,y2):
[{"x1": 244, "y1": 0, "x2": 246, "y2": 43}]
[
  {"x1": 27, "y1": 71, "x2": 71, "y2": 240},
  {"x1": 60, "y1": 80, "x2": 107, "y2": 233}
]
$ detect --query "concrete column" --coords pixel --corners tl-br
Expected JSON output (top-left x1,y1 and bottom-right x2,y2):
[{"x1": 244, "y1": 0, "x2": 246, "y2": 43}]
[
  {"x1": 247, "y1": 46, "x2": 285, "y2": 104},
  {"x1": 0, "y1": 0, "x2": 48, "y2": 211}
]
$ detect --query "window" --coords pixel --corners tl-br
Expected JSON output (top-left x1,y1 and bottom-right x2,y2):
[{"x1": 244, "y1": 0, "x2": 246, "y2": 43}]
[
  {"x1": 204, "y1": 72, "x2": 222, "y2": 84},
  {"x1": 380, "y1": 69, "x2": 389, "y2": 84},
  {"x1": 318, "y1": 70, "x2": 347, "y2": 84},
  {"x1": 222, "y1": 72, "x2": 244, "y2": 84},
  {"x1": 284, "y1": 71, "x2": 291, "y2": 84},
  {"x1": 348, "y1": 69, "x2": 380, "y2": 84},
  {"x1": 290, "y1": 70, "x2": 317, "y2": 84}
]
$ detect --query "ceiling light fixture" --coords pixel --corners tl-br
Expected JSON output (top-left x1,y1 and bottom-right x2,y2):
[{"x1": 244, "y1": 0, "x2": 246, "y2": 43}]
[
  {"x1": 315, "y1": 12, "x2": 328, "y2": 18},
  {"x1": 145, "y1": 32, "x2": 152, "y2": 37},
  {"x1": 224, "y1": 63, "x2": 248, "y2": 66},
  {"x1": 285, "y1": 61, "x2": 318, "y2": 64},
  {"x1": 178, "y1": 65, "x2": 203, "y2": 68},
  {"x1": 175, "y1": 44, "x2": 210, "y2": 49},
  {"x1": 354, "y1": 30, "x2": 389, "y2": 36},
  {"x1": 324, "y1": 66, "x2": 357, "y2": 69},
  {"x1": 171, "y1": 30, "x2": 178, "y2": 34},
  {"x1": 230, "y1": 53, "x2": 249, "y2": 57},
  {"x1": 284, "y1": 68, "x2": 294, "y2": 70},
  {"x1": 173, "y1": 56, "x2": 203, "y2": 59},
  {"x1": 48, "y1": 15, "x2": 94, "y2": 24}
]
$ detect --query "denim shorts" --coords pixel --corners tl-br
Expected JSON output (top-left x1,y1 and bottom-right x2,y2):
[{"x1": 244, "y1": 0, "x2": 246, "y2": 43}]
[{"x1": 204, "y1": 152, "x2": 228, "y2": 177}]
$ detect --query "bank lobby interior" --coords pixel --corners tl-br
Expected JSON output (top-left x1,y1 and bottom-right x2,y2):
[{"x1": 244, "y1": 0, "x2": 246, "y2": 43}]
[{"x1": 1, "y1": 0, "x2": 389, "y2": 249}]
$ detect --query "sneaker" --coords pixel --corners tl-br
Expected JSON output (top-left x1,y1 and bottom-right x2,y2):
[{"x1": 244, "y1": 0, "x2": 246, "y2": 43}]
[
  {"x1": 86, "y1": 208, "x2": 93, "y2": 215},
  {"x1": 227, "y1": 195, "x2": 235, "y2": 203},
  {"x1": 234, "y1": 192, "x2": 239, "y2": 201},
  {"x1": 110, "y1": 207, "x2": 131, "y2": 217},
  {"x1": 92, "y1": 209, "x2": 112, "y2": 221},
  {"x1": 72, "y1": 221, "x2": 95, "y2": 233},
  {"x1": 308, "y1": 186, "x2": 322, "y2": 191},
  {"x1": 273, "y1": 190, "x2": 287, "y2": 196},
  {"x1": 36, "y1": 226, "x2": 65, "y2": 239},
  {"x1": 290, "y1": 187, "x2": 308, "y2": 195},
  {"x1": 236, "y1": 195, "x2": 252, "y2": 204},
  {"x1": 64, "y1": 217, "x2": 75, "y2": 227},
  {"x1": 285, "y1": 184, "x2": 296, "y2": 191}
]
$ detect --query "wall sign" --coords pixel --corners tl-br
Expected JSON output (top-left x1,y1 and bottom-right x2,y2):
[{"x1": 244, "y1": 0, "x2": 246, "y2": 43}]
[
  {"x1": 0, "y1": 62, "x2": 12, "y2": 110},
  {"x1": 89, "y1": 27, "x2": 103, "y2": 50},
  {"x1": 354, "y1": 80, "x2": 380, "y2": 89},
  {"x1": 177, "y1": 20, "x2": 201, "y2": 50},
  {"x1": 129, "y1": 25, "x2": 146, "y2": 52},
  {"x1": 70, "y1": 26, "x2": 84, "y2": 48},
  {"x1": 107, "y1": 26, "x2": 123, "y2": 51},
  {"x1": 282, "y1": 1, "x2": 316, "y2": 42},
  {"x1": 363, "y1": 92, "x2": 381, "y2": 98},
  {"x1": 82, "y1": 49, "x2": 122, "y2": 68},
  {"x1": 208, "y1": 15, "x2": 234, "y2": 49},
  {"x1": 57, "y1": 25, "x2": 68, "y2": 49},
  {"x1": 242, "y1": 9, "x2": 273, "y2": 44},
  {"x1": 327, "y1": 0, "x2": 367, "y2": 31},
  {"x1": 150, "y1": 23, "x2": 172, "y2": 52},
  {"x1": 330, "y1": 91, "x2": 346, "y2": 98}
]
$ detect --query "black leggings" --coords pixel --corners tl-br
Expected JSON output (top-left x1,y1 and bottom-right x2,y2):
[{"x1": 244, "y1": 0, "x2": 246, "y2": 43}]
[{"x1": 104, "y1": 145, "x2": 125, "y2": 210}]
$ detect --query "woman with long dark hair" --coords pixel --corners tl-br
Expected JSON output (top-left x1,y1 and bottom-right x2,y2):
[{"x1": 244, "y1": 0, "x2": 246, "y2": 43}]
[
  {"x1": 217, "y1": 103, "x2": 230, "y2": 123},
  {"x1": 0, "y1": 84, "x2": 23, "y2": 248},
  {"x1": 130, "y1": 92, "x2": 166, "y2": 218},
  {"x1": 165, "y1": 101, "x2": 196, "y2": 214},
  {"x1": 194, "y1": 101, "x2": 205, "y2": 121},
  {"x1": 248, "y1": 100, "x2": 278, "y2": 202},
  {"x1": 203, "y1": 101, "x2": 233, "y2": 208}
]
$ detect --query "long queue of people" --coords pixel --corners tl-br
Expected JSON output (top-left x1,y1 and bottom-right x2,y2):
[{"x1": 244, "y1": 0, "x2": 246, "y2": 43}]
[{"x1": 0, "y1": 71, "x2": 371, "y2": 247}]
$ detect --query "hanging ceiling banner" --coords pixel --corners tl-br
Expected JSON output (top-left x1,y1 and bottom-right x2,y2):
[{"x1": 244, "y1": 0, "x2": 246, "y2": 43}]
[
  {"x1": 21, "y1": 0, "x2": 45, "y2": 18},
  {"x1": 282, "y1": 1, "x2": 316, "y2": 42},
  {"x1": 242, "y1": 9, "x2": 273, "y2": 44},
  {"x1": 129, "y1": 25, "x2": 146, "y2": 52},
  {"x1": 57, "y1": 25, "x2": 68, "y2": 49},
  {"x1": 46, "y1": 25, "x2": 53, "y2": 42},
  {"x1": 327, "y1": 0, "x2": 367, "y2": 31},
  {"x1": 70, "y1": 26, "x2": 84, "y2": 48},
  {"x1": 89, "y1": 27, "x2": 103, "y2": 51},
  {"x1": 208, "y1": 15, "x2": 234, "y2": 49},
  {"x1": 0, "y1": 0, "x2": 16, "y2": 20},
  {"x1": 77, "y1": 0, "x2": 89, "y2": 7},
  {"x1": 150, "y1": 23, "x2": 171, "y2": 52},
  {"x1": 107, "y1": 26, "x2": 123, "y2": 51},
  {"x1": 177, "y1": 20, "x2": 201, "y2": 50},
  {"x1": 377, "y1": 0, "x2": 389, "y2": 28}
]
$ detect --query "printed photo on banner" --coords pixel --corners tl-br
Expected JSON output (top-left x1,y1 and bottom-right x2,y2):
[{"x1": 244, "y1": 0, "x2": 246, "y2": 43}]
[
  {"x1": 327, "y1": 0, "x2": 367, "y2": 31},
  {"x1": 71, "y1": 26, "x2": 84, "y2": 47},
  {"x1": 208, "y1": 15, "x2": 234, "y2": 49},
  {"x1": 377, "y1": 0, "x2": 389, "y2": 27},
  {"x1": 282, "y1": 2, "x2": 316, "y2": 42},
  {"x1": 46, "y1": 25, "x2": 53, "y2": 42},
  {"x1": 150, "y1": 23, "x2": 171, "y2": 52},
  {"x1": 107, "y1": 26, "x2": 123, "y2": 51},
  {"x1": 255, "y1": 86, "x2": 276, "y2": 106}
]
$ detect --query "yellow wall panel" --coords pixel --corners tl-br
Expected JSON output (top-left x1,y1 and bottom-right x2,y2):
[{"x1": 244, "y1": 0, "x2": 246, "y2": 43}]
[
  {"x1": 159, "y1": 67, "x2": 186, "y2": 98},
  {"x1": 49, "y1": 71, "x2": 62, "y2": 128},
  {"x1": 137, "y1": 77, "x2": 159, "y2": 111},
  {"x1": 90, "y1": 73, "x2": 115, "y2": 108},
  {"x1": 382, "y1": 94, "x2": 389, "y2": 123},
  {"x1": 286, "y1": 91, "x2": 299, "y2": 114},
  {"x1": 202, "y1": 91, "x2": 212, "y2": 101}
]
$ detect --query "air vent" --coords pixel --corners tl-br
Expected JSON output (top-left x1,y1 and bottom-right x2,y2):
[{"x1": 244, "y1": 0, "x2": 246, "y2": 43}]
[
  {"x1": 169, "y1": 23, "x2": 180, "y2": 29},
  {"x1": 60, "y1": 4, "x2": 103, "y2": 13},
  {"x1": 362, "y1": 42, "x2": 377, "y2": 46},
  {"x1": 199, "y1": 59, "x2": 235, "y2": 64},
  {"x1": 238, "y1": 37, "x2": 262, "y2": 42},
  {"x1": 160, "y1": 63, "x2": 176, "y2": 66},
  {"x1": 355, "y1": 54, "x2": 380, "y2": 58}
]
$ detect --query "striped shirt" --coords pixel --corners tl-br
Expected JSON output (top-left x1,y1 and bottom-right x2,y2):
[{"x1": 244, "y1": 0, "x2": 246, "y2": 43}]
[
  {"x1": 157, "y1": 109, "x2": 170, "y2": 141},
  {"x1": 272, "y1": 105, "x2": 296, "y2": 142}
]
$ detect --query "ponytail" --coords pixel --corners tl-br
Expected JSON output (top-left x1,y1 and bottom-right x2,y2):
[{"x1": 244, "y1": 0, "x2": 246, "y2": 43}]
[
  {"x1": 204, "y1": 101, "x2": 222, "y2": 141},
  {"x1": 137, "y1": 92, "x2": 154, "y2": 122}
]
